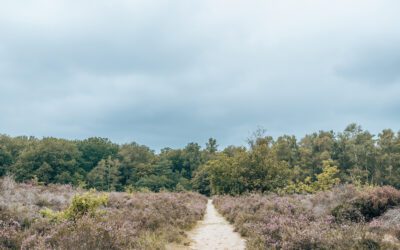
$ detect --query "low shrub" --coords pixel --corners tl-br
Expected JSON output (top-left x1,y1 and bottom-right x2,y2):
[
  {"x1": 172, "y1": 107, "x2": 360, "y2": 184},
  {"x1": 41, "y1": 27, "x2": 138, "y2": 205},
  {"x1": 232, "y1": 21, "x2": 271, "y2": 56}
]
[
  {"x1": 355, "y1": 186, "x2": 400, "y2": 221},
  {"x1": 332, "y1": 186, "x2": 400, "y2": 222},
  {"x1": 331, "y1": 203, "x2": 364, "y2": 222}
]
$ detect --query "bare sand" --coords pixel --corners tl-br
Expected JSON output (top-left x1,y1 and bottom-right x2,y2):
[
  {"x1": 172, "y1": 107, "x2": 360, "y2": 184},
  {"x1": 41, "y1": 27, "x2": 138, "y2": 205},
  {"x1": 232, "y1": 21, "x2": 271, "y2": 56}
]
[{"x1": 182, "y1": 199, "x2": 246, "y2": 250}]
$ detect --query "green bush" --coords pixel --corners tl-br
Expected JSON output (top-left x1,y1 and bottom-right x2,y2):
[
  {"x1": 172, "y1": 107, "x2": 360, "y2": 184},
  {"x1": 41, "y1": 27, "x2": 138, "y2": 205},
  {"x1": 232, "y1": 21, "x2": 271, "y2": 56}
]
[
  {"x1": 283, "y1": 160, "x2": 340, "y2": 194},
  {"x1": 40, "y1": 190, "x2": 108, "y2": 222}
]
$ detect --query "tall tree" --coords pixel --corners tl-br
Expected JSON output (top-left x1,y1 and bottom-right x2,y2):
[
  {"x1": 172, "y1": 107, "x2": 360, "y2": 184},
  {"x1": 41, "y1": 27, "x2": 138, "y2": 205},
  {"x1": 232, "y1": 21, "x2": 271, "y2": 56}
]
[
  {"x1": 375, "y1": 129, "x2": 400, "y2": 187},
  {"x1": 336, "y1": 124, "x2": 376, "y2": 184},
  {"x1": 12, "y1": 138, "x2": 81, "y2": 184},
  {"x1": 298, "y1": 131, "x2": 336, "y2": 179},
  {"x1": 206, "y1": 138, "x2": 218, "y2": 154},
  {"x1": 117, "y1": 142, "x2": 155, "y2": 186},
  {"x1": 87, "y1": 157, "x2": 121, "y2": 191},
  {"x1": 77, "y1": 137, "x2": 119, "y2": 173}
]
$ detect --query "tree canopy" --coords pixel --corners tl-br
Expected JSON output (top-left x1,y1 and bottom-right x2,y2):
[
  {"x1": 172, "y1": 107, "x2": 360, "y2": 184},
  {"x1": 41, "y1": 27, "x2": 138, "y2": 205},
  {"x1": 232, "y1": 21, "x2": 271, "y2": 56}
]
[{"x1": 1, "y1": 125, "x2": 400, "y2": 195}]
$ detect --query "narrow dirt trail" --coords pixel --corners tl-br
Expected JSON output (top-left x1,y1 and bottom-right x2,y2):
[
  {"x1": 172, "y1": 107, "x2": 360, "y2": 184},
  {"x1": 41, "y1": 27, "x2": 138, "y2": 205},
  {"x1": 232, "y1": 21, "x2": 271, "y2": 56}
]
[{"x1": 185, "y1": 199, "x2": 246, "y2": 250}]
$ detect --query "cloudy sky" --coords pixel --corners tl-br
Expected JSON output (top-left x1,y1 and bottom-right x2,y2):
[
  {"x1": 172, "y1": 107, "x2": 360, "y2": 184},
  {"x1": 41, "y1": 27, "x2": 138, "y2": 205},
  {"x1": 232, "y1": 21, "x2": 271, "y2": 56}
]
[{"x1": 1, "y1": 0, "x2": 399, "y2": 150}]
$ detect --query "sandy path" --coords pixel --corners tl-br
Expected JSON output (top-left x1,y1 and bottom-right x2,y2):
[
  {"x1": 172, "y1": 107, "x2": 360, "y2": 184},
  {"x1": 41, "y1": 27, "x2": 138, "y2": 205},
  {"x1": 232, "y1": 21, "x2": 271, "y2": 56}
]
[{"x1": 185, "y1": 199, "x2": 246, "y2": 250}]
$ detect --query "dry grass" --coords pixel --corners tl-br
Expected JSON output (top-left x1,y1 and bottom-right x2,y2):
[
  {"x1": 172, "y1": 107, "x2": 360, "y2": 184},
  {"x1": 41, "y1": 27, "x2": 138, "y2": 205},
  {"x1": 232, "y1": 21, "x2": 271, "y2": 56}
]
[{"x1": 0, "y1": 177, "x2": 207, "y2": 249}]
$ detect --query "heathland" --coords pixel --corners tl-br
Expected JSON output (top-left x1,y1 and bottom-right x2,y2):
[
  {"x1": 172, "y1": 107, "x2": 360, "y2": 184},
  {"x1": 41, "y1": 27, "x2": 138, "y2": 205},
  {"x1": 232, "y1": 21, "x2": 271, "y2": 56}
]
[{"x1": 2, "y1": 123, "x2": 400, "y2": 249}]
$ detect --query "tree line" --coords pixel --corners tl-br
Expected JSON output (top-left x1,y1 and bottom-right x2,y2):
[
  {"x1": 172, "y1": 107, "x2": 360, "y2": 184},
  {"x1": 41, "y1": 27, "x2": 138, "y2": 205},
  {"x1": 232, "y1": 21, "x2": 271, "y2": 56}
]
[{"x1": 0, "y1": 123, "x2": 399, "y2": 195}]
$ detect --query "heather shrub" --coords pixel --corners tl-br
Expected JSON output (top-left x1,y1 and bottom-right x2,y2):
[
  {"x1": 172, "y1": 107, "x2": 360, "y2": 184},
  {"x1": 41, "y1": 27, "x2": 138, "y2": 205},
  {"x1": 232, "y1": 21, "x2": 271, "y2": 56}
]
[
  {"x1": 369, "y1": 208, "x2": 400, "y2": 247},
  {"x1": 355, "y1": 186, "x2": 400, "y2": 221},
  {"x1": 332, "y1": 186, "x2": 400, "y2": 222},
  {"x1": 20, "y1": 216, "x2": 118, "y2": 250},
  {"x1": 331, "y1": 203, "x2": 364, "y2": 222},
  {"x1": 0, "y1": 219, "x2": 24, "y2": 249},
  {"x1": 214, "y1": 186, "x2": 400, "y2": 249},
  {"x1": 370, "y1": 208, "x2": 400, "y2": 230},
  {"x1": 0, "y1": 178, "x2": 207, "y2": 249}
]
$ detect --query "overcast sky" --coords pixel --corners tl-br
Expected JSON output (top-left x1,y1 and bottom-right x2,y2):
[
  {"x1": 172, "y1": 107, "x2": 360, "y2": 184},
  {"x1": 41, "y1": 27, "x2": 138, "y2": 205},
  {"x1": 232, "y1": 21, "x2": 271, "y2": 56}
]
[{"x1": 1, "y1": 0, "x2": 399, "y2": 150}]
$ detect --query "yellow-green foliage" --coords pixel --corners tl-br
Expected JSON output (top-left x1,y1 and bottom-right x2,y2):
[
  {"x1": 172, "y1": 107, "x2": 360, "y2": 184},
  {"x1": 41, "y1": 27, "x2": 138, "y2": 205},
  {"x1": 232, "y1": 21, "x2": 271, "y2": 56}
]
[
  {"x1": 283, "y1": 160, "x2": 340, "y2": 194},
  {"x1": 40, "y1": 190, "x2": 108, "y2": 222},
  {"x1": 124, "y1": 184, "x2": 135, "y2": 194},
  {"x1": 315, "y1": 160, "x2": 340, "y2": 191}
]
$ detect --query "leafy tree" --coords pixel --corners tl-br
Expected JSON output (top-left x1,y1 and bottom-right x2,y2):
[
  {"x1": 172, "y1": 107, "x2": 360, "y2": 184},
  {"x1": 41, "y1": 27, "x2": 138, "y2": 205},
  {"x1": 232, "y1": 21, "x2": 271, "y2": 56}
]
[
  {"x1": 336, "y1": 124, "x2": 376, "y2": 184},
  {"x1": 1, "y1": 124, "x2": 400, "y2": 195},
  {"x1": 207, "y1": 154, "x2": 245, "y2": 195},
  {"x1": 136, "y1": 175, "x2": 175, "y2": 192},
  {"x1": 222, "y1": 145, "x2": 247, "y2": 157},
  {"x1": 375, "y1": 129, "x2": 400, "y2": 187},
  {"x1": 298, "y1": 131, "x2": 335, "y2": 179},
  {"x1": 35, "y1": 162, "x2": 53, "y2": 183},
  {"x1": 283, "y1": 160, "x2": 340, "y2": 194},
  {"x1": 192, "y1": 165, "x2": 211, "y2": 196},
  {"x1": 244, "y1": 137, "x2": 291, "y2": 192},
  {"x1": 272, "y1": 135, "x2": 299, "y2": 165},
  {"x1": 12, "y1": 138, "x2": 81, "y2": 184},
  {"x1": 77, "y1": 137, "x2": 119, "y2": 173},
  {"x1": 117, "y1": 142, "x2": 155, "y2": 186},
  {"x1": 87, "y1": 157, "x2": 121, "y2": 191},
  {"x1": 55, "y1": 171, "x2": 75, "y2": 184},
  {"x1": 160, "y1": 148, "x2": 184, "y2": 174},
  {"x1": 0, "y1": 134, "x2": 36, "y2": 176},
  {"x1": 181, "y1": 143, "x2": 203, "y2": 179},
  {"x1": 135, "y1": 158, "x2": 177, "y2": 191},
  {"x1": 160, "y1": 143, "x2": 205, "y2": 180},
  {"x1": 0, "y1": 145, "x2": 13, "y2": 176},
  {"x1": 206, "y1": 138, "x2": 218, "y2": 154},
  {"x1": 314, "y1": 160, "x2": 340, "y2": 191}
]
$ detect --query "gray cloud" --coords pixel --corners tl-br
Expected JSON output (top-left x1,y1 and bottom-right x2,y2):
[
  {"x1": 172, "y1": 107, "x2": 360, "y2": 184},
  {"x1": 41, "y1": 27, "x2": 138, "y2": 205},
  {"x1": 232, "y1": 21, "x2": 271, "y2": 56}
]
[{"x1": 1, "y1": 0, "x2": 400, "y2": 150}]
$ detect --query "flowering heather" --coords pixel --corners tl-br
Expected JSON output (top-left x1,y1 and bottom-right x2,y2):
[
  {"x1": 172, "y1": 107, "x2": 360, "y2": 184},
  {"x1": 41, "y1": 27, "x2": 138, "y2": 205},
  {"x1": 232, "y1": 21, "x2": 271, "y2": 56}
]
[
  {"x1": 214, "y1": 185, "x2": 400, "y2": 249},
  {"x1": 0, "y1": 177, "x2": 207, "y2": 249}
]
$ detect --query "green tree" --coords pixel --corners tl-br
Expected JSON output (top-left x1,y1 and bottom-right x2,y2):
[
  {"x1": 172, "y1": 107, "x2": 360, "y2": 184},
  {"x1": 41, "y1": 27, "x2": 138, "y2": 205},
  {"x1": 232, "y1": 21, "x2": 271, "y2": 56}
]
[
  {"x1": 87, "y1": 157, "x2": 121, "y2": 191},
  {"x1": 298, "y1": 131, "x2": 335, "y2": 179},
  {"x1": 314, "y1": 160, "x2": 340, "y2": 191},
  {"x1": 272, "y1": 135, "x2": 299, "y2": 166},
  {"x1": 77, "y1": 137, "x2": 119, "y2": 173},
  {"x1": 244, "y1": 137, "x2": 291, "y2": 192},
  {"x1": 283, "y1": 159, "x2": 340, "y2": 194},
  {"x1": 0, "y1": 145, "x2": 13, "y2": 176},
  {"x1": 192, "y1": 165, "x2": 211, "y2": 196},
  {"x1": 12, "y1": 138, "x2": 81, "y2": 184},
  {"x1": 117, "y1": 142, "x2": 155, "y2": 187},
  {"x1": 207, "y1": 153, "x2": 246, "y2": 195},
  {"x1": 375, "y1": 129, "x2": 400, "y2": 187},
  {"x1": 206, "y1": 138, "x2": 218, "y2": 154},
  {"x1": 336, "y1": 124, "x2": 376, "y2": 184},
  {"x1": 135, "y1": 157, "x2": 177, "y2": 191},
  {"x1": 35, "y1": 162, "x2": 53, "y2": 183},
  {"x1": 0, "y1": 134, "x2": 36, "y2": 176},
  {"x1": 182, "y1": 143, "x2": 203, "y2": 179}
]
